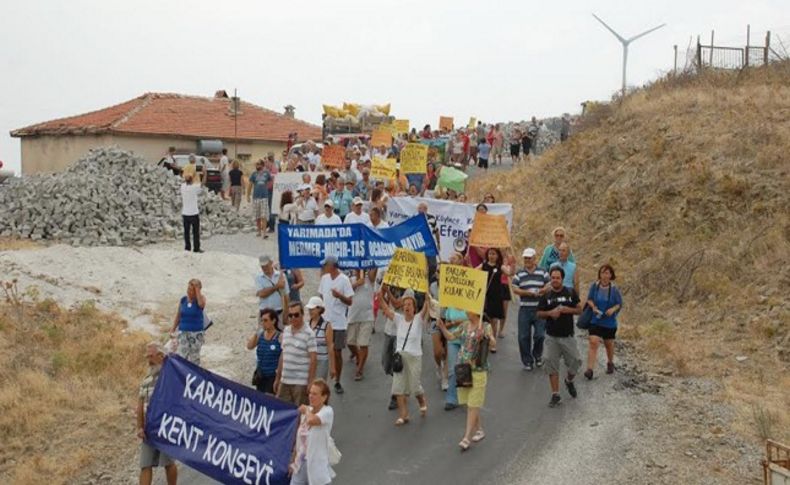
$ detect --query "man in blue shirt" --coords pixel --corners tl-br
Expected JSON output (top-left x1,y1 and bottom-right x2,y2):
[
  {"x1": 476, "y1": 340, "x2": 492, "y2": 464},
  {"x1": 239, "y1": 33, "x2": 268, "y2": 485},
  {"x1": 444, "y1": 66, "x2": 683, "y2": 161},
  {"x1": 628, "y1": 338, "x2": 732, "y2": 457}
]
[
  {"x1": 248, "y1": 161, "x2": 272, "y2": 238},
  {"x1": 550, "y1": 242, "x2": 578, "y2": 294}
]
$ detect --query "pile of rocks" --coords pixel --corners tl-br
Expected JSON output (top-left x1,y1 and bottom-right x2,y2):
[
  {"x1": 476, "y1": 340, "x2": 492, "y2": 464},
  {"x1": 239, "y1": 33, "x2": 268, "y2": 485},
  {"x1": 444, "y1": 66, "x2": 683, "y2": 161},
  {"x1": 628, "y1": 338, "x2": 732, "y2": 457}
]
[{"x1": 0, "y1": 147, "x2": 248, "y2": 246}]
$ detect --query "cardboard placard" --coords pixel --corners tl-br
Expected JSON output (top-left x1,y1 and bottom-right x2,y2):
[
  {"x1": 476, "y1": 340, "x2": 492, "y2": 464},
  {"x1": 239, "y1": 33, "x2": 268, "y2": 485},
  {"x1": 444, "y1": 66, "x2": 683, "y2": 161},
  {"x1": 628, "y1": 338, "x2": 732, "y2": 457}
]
[
  {"x1": 322, "y1": 145, "x2": 346, "y2": 169},
  {"x1": 439, "y1": 116, "x2": 454, "y2": 132},
  {"x1": 382, "y1": 248, "x2": 428, "y2": 292},
  {"x1": 393, "y1": 119, "x2": 410, "y2": 135},
  {"x1": 438, "y1": 264, "x2": 487, "y2": 315},
  {"x1": 468, "y1": 212, "x2": 511, "y2": 248},
  {"x1": 371, "y1": 128, "x2": 393, "y2": 148},
  {"x1": 468, "y1": 117, "x2": 477, "y2": 129},
  {"x1": 371, "y1": 157, "x2": 397, "y2": 180},
  {"x1": 400, "y1": 143, "x2": 428, "y2": 174}
]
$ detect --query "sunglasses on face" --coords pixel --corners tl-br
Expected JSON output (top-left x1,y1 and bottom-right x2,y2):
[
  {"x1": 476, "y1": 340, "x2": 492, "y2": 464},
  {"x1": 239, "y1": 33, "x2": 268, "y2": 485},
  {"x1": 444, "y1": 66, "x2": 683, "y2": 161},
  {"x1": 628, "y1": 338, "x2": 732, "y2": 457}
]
[{"x1": 288, "y1": 312, "x2": 302, "y2": 318}]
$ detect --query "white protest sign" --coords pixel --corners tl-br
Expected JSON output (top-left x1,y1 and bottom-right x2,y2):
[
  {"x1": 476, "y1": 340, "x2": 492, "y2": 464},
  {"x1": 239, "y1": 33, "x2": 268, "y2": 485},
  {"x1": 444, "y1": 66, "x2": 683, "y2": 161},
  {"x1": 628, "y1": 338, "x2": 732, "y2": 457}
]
[
  {"x1": 386, "y1": 197, "x2": 513, "y2": 261},
  {"x1": 271, "y1": 172, "x2": 329, "y2": 214}
]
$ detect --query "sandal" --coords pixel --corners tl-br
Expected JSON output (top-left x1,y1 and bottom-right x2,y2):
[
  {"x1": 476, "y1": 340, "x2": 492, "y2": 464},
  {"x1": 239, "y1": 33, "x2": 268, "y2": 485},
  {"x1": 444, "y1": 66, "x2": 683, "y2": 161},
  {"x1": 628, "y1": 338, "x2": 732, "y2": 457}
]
[
  {"x1": 354, "y1": 372, "x2": 363, "y2": 381},
  {"x1": 419, "y1": 405, "x2": 428, "y2": 417},
  {"x1": 472, "y1": 429, "x2": 486, "y2": 442},
  {"x1": 459, "y1": 438, "x2": 471, "y2": 451},
  {"x1": 395, "y1": 417, "x2": 410, "y2": 426}
]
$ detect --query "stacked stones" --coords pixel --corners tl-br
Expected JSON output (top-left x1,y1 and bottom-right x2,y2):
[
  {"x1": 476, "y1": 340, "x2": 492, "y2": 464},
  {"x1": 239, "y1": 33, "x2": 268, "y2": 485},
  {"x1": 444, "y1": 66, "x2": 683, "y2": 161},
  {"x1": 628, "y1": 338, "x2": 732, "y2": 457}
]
[{"x1": 0, "y1": 147, "x2": 248, "y2": 246}]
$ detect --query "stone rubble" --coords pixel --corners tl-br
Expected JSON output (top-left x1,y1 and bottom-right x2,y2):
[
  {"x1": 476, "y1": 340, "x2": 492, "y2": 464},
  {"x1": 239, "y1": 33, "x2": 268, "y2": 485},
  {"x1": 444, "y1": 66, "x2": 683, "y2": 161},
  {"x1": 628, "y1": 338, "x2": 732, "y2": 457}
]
[{"x1": 0, "y1": 147, "x2": 248, "y2": 246}]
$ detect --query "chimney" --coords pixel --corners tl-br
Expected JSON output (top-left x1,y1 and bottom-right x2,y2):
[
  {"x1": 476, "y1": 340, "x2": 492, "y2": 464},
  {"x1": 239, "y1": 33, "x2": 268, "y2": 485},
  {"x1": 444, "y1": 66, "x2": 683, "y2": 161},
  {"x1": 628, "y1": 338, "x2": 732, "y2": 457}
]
[{"x1": 283, "y1": 105, "x2": 295, "y2": 118}]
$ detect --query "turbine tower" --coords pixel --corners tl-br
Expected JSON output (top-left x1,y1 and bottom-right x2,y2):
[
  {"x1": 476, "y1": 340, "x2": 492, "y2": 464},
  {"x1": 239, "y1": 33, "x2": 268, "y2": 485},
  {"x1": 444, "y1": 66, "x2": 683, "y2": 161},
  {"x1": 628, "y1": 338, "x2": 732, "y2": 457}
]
[{"x1": 592, "y1": 14, "x2": 666, "y2": 98}]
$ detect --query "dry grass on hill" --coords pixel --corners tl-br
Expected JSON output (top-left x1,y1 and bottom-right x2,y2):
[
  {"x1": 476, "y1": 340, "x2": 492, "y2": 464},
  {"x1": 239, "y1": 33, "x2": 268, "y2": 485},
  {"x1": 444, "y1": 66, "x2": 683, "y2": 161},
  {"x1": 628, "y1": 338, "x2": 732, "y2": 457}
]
[
  {"x1": 0, "y1": 284, "x2": 150, "y2": 484},
  {"x1": 470, "y1": 63, "x2": 790, "y2": 473}
]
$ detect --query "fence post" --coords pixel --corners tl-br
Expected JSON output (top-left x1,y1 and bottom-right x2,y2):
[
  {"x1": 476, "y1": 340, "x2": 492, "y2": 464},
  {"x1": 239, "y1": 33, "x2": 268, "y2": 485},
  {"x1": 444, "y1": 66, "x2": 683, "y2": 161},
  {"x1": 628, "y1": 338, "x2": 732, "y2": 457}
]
[
  {"x1": 710, "y1": 30, "x2": 715, "y2": 66},
  {"x1": 674, "y1": 45, "x2": 678, "y2": 73},
  {"x1": 745, "y1": 24, "x2": 750, "y2": 67},
  {"x1": 764, "y1": 31, "x2": 771, "y2": 65},
  {"x1": 697, "y1": 36, "x2": 702, "y2": 69}
]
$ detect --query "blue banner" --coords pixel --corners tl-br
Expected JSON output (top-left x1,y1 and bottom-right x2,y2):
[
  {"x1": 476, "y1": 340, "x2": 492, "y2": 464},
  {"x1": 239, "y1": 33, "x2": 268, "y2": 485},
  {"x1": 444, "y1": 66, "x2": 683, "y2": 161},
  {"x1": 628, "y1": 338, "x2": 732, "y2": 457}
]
[
  {"x1": 144, "y1": 355, "x2": 298, "y2": 485},
  {"x1": 278, "y1": 214, "x2": 438, "y2": 269}
]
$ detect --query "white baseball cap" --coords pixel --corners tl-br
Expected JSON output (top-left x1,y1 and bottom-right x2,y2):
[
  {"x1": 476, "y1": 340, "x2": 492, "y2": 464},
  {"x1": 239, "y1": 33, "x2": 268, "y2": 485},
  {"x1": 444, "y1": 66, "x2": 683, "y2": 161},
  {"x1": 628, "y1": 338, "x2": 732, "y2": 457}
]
[
  {"x1": 522, "y1": 248, "x2": 537, "y2": 258},
  {"x1": 304, "y1": 296, "x2": 324, "y2": 310}
]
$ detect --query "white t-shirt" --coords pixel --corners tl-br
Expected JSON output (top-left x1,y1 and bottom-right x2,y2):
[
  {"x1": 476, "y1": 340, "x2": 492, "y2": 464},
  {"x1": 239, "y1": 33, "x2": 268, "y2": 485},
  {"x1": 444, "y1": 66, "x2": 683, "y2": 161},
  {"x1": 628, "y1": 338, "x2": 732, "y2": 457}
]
[
  {"x1": 394, "y1": 313, "x2": 424, "y2": 356},
  {"x1": 347, "y1": 274, "x2": 374, "y2": 323},
  {"x1": 298, "y1": 197, "x2": 319, "y2": 222},
  {"x1": 315, "y1": 213, "x2": 342, "y2": 226},
  {"x1": 344, "y1": 211, "x2": 371, "y2": 227},
  {"x1": 318, "y1": 273, "x2": 354, "y2": 330},
  {"x1": 219, "y1": 155, "x2": 229, "y2": 171},
  {"x1": 180, "y1": 183, "x2": 202, "y2": 216},
  {"x1": 371, "y1": 220, "x2": 390, "y2": 229}
]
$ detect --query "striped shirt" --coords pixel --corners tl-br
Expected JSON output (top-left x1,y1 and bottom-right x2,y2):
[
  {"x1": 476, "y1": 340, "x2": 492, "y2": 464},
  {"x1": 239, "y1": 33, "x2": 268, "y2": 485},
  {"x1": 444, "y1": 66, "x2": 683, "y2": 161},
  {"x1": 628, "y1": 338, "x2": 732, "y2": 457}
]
[
  {"x1": 310, "y1": 317, "x2": 330, "y2": 362},
  {"x1": 280, "y1": 324, "x2": 317, "y2": 385},
  {"x1": 512, "y1": 267, "x2": 549, "y2": 307},
  {"x1": 256, "y1": 331, "x2": 282, "y2": 377}
]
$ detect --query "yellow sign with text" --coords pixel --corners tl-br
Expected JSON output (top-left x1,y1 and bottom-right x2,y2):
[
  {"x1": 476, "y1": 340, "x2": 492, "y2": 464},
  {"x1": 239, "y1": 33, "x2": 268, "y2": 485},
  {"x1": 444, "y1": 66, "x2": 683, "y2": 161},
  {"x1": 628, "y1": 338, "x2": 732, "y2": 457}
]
[
  {"x1": 371, "y1": 128, "x2": 393, "y2": 148},
  {"x1": 371, "y1": 157, "x2": 397, "y2": 179},
  {"x1": 468, "y1": 117, "x2": 477, "y2": 129},
  {"x1": 393, "y1": 119, "x2": 410, "y2": 135},
  {"x1": 439, "y1": 116, "x2": 454, "y2": 132},
  {"x1": 468, "y1": 212, "x2": 511, "y2": 248},
  {"x1": 382, "y1": 248, "x2": 428, "y2": 293},
  {"x1": 438, "y1": 264, "x2": 487, "y2": 315},
  {"x1": 400, "y1": 143, "x2": 428, "y2": 174}
]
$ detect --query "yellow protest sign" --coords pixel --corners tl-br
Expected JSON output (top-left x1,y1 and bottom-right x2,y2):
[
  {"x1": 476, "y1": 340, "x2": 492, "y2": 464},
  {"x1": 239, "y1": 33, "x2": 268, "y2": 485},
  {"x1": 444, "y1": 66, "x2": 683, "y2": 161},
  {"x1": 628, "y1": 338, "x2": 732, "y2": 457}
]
[
  {"x1": 393, "y1": 119, "x2": 410, "y2": 135},
  {"x1": 322, "y1": 145, "x2": 347, "y2": 169},
  {"x1": 439, "y1": 116, "x2": 454, "y2": 132},
  {"x1": 468, "y1": 212, "x2": 511, "y2": 248},
  {"x1": 468, "y1": 117, "x2": 477, "y2": 129},
  {"x1": 382, "y1": 248, "x2": 428, "y2": 293},
  {"x1": 371, "y1": 157, "x2": 397, "y2": 179},
  {"x1": 371, "y1": 128, "x2": 393, "y2": 148},
  {"x1": 438, "y1": 264, "x2": 487, "y2": 315},
  {"x1": 399, "y1": 143, "x2": 428, "y2": 174}
]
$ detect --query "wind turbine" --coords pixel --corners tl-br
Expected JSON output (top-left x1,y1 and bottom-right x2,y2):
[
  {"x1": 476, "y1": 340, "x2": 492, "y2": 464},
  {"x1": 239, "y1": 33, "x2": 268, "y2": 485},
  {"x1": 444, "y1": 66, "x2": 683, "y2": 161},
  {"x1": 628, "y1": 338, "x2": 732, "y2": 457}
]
[{"x1": 593, "y1": 14, "x2": 666, "y2": 98}]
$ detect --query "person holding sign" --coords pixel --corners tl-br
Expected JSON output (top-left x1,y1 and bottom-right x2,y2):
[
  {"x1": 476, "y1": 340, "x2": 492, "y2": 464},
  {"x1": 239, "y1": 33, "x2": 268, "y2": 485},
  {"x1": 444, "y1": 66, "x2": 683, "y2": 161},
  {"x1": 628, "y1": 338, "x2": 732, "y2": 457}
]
[
  {"x1": 137, "y1": 342, "x2": 178, "y2": 485},
  {"x1": 378, "y1": 288, "x2": 430, "y2": 426},
  {"x1": 476, "y1": 248, "x2": 512, "y2": 343},
  {"x1": 437, "y1": 311, "x2": 494, "y2": 451},
  {"x1": 290, "y1": 379, "x2": 336, "y2": 485}
]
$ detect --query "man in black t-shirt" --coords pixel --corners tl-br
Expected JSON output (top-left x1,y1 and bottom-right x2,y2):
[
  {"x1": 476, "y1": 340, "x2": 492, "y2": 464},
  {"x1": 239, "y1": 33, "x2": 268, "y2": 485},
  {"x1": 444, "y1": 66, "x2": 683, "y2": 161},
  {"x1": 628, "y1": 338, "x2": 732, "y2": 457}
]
[{"x1": 538, "y1": 266, "x2": 582, "y2": 407}]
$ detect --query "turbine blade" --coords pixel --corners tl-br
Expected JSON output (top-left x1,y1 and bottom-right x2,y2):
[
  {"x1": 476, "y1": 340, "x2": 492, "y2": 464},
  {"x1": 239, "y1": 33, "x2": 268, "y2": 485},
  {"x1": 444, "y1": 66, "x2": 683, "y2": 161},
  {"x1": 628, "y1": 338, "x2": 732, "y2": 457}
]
[
  {"x1": 628, "y1": 23, "x2": 666, "y2": 43},
  {"x1": 592, "y1": 13, "x2": 626, "y2": 43}
]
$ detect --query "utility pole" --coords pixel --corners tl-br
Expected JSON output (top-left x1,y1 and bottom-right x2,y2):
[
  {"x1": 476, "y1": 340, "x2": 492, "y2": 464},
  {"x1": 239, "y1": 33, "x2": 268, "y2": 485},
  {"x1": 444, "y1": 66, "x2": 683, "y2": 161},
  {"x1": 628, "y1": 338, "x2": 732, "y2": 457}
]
[{"x1": 593, "y1": 14, "x2": 666, "y2": 99}]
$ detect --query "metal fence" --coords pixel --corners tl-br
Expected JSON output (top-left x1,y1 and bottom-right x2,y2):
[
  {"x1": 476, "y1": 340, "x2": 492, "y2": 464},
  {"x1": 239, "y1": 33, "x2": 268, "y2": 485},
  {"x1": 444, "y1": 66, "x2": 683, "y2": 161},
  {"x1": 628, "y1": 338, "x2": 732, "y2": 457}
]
[{"x1": 685, "y1": 29, "x2": 786, "y2": 71}]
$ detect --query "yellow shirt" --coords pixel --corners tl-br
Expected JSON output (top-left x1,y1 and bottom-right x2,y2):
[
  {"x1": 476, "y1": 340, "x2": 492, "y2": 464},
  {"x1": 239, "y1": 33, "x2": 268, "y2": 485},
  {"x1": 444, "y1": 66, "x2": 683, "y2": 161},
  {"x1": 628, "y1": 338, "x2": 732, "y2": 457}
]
[{"x1": 181, "y1": 163, "x2": 197, "y2": 182}]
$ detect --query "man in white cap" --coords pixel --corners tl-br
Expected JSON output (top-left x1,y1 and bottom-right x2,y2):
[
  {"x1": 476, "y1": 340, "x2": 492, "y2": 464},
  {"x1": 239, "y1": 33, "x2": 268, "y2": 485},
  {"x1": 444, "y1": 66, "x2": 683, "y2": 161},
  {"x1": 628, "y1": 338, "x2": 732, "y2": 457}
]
[
  {"x1": 318, "y1": 255, "x2": 354, "y2": 394},
  {"x1": 344, "y1": 197, "x2": 372, "y2": 226},
  {"x1": 511, "y1": 247, "x2": 550, "y2": 371},
  {"x1": 255, "y1": 255, "x2": 288, "y2": 322},
  {"x1": 315, "y1": 199, "x2": 341, "y2": 225},
  {"x1": 296, "y1": 184, "x2": 318, "y2": 224}
]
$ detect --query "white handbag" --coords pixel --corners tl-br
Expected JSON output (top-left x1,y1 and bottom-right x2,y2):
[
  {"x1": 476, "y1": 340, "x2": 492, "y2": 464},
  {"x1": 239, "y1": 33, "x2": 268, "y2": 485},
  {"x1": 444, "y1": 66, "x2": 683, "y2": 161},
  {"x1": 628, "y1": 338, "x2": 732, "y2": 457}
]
[{"x1": 327, "y1": 436, "x2": 342, "y2": 466}]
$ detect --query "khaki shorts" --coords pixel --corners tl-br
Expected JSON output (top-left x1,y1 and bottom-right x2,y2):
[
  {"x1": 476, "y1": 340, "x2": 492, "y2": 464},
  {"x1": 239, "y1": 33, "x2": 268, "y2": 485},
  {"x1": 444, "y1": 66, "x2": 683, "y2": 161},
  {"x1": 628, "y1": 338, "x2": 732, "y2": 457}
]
[
  {"x1": 140, "y1": 442, "x2": 174, "y2": 468},
  {"x1": 391, "y1": 352, "x2": 424, "y2": 396},
  {"x1": 346, "y1": 321, "x2": 374, "y2": 347},
  {"x1": 253, "y1": 198, "x2": 270, "y2": 220},
  {"x1": 544, "y1": 335, "x2": 581, "y2": 376},
  {"x1": 277, "y1": 383, "x2": 308, "y2": 406}
]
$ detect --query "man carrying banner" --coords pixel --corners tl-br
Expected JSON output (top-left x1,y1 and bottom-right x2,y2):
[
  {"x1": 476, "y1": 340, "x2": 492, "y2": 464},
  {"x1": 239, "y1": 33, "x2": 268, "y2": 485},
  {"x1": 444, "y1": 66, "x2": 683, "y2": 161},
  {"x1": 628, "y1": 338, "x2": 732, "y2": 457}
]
[
  {"x1": 137, "y1": 342, "x2": 177, "y2": 485},
  {"x1": 255, "y1": 255, "x2": 289, "y2": 323},
  {"x1": 316, "y1": 199, "x2": 341, "y2": 225},
  {"x1": 318, "y1": 255, "x2": 354, "y2": 394}
]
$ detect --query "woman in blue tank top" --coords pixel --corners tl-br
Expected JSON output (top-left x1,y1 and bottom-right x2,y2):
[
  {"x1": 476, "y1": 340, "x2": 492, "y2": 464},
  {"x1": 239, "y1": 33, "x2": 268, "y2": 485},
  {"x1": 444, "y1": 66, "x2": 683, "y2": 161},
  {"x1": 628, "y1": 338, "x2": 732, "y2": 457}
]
[
  {"x1": 246, "y1": 308, "x2": 282, "y2": 394},
  {"x1": 169, "y1": 279, "x2": 206, "y2": 365}
]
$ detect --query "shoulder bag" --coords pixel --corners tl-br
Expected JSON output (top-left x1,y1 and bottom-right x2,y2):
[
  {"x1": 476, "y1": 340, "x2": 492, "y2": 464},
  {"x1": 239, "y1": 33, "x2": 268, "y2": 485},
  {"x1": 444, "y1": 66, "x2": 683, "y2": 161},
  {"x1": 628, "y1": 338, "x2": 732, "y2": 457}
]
[
  {"x1": 576, "y1": 284, "x2": 598, "y2": 330},
  {"x1": 391, "y1": 320, "x2": 414, "y2": 373}
]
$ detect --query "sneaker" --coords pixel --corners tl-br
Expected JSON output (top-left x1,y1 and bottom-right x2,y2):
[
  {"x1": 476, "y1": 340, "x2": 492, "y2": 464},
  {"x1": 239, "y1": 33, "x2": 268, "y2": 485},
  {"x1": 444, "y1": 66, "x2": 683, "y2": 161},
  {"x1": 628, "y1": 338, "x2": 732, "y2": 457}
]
[
  {"x1": 549, "y1": 394, "x2": 562, "y2": 407},
  {"x1": 606, "y1": 362, "x2": 615, "y2": 374},
  {"x1": 523, "y1": 364, "x2": 533, "y2": 371},
  {"x1": 441, "y1": 377, "x2": 449, "y2": 391},
  {"x1": 565, "y1": 379, "x2": 578, "y2": 398},
  {"x1": 388, "y1": 397, "x2": 398, "y2": 410},
  {"x1": 444, "y1": 402, "x2": 458, "y2": 411},
  {"x1": 535, "y1": 358, "x2": 544, "y2": 368},
  {"x1": 334, "y1": 382, "x2": 344, "y2": 395},
  {"x1": 584, "y1": 369, "x2": 594, "y2": 380}
]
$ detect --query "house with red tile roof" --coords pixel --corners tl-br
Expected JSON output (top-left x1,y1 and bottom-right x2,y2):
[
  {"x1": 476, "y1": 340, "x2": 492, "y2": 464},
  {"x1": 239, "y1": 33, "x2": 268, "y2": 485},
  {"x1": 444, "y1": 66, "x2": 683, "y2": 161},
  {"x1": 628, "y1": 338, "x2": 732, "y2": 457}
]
[{"x1": 11, "y1": 90, "x2": 321, "y2": 174}]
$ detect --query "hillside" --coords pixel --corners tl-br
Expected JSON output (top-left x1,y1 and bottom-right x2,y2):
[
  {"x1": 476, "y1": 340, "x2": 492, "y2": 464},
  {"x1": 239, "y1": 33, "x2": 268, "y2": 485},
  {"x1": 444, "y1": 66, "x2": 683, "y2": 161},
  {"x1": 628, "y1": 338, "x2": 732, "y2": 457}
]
[{"x1": 470, "y1": 63, "x2": 790, "y2": 482}]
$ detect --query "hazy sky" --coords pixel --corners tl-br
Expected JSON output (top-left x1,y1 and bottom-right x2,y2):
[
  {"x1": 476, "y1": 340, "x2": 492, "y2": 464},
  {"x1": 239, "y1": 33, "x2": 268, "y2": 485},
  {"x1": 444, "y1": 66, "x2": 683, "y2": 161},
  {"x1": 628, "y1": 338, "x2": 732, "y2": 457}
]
[{"x1": 1, "y1": 0, "x2": 787, "y2": 174}]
